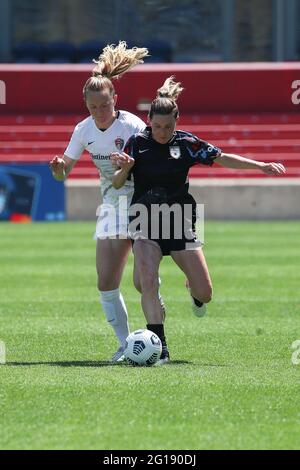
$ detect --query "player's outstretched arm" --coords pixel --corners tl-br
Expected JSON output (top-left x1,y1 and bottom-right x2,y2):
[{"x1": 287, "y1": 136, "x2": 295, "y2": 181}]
[
  {"x1": 49, "y1": 155, "x2": 77, "y2": 181},
  {"x1": 111, "y1": 152, "x2": 135, "y2": 189},
  {"x1": 214, "y1": 153, "x2": 286, "y2": 175}
]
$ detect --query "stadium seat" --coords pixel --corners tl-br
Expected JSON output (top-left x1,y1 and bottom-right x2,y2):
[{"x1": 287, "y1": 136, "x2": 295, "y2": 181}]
[
  {"x1": 78, "y1": 57, "x2": 95, "y2": 64},
  {"x1": 1, "y1": 113, "x2": 299, "y2": 179},
  {"x1": 145, "y1": 56, "x2": 166, "y2": 63},
  {"x1": 14, "y1": 57, "x2": 41, "y2": 64},
  {"x1": 13, "y1": 42, "x2": 44, "y2": 63},
  {"x1": 43, "y1": 41, "x2": 76, "y2": 63},
  {"x1": 77, "y1": 40, "x2": 106, "y2": 63},
  {"x1": 145, "y1": 39, "x2": 172, "y2": 62},
  {"x1": 46, "y1": 57, "x2": 72, "y2": 64}
]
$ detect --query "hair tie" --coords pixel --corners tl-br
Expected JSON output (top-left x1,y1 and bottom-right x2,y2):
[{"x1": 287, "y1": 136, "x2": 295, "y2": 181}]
[{"x1": 93, "y1": 71, "x2": 103, "y2": 78}]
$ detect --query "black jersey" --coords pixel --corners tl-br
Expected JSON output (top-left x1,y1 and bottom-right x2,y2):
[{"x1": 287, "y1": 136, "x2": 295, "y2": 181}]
[{"x1": 124, "y1": 127, "x2": 222, "y2": 203}]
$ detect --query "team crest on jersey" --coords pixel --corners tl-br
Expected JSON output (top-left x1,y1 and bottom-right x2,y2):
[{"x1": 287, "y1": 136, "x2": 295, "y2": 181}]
[
  {"x1": 169, "y1": 146, "x2": 181, "y2": 159},
  {"x1": 115, "y1": 137, "x2": 124, "y2": 150}
]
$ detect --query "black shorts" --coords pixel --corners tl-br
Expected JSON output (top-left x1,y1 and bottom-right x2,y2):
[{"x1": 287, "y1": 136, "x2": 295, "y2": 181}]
[
  {"x1": 129, "y1": 191, "x2": 202, "y2": 256},
  {"x1": 131, "y1": 233, "x2": 201, "y2": 256}
]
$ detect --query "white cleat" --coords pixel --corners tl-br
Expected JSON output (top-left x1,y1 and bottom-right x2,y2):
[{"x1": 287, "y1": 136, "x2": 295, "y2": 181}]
[
  {"x1": 154, "y1": 349, "x2": 170, "y2": 366},
  {"x1": 109, "y1": 346, "x2": 125, "y2": 363},
  {"x1": 191, "y1": 301, "x2": 207, "y2": 318},
  {"x1": 154, "y1": 356, "x2": 170, "y2": 366},
  {"x1": 186, "y1": 280, "x2": 207, "y2": 318}
]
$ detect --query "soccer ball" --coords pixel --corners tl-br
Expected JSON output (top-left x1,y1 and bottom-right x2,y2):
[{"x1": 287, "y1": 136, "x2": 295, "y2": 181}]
[{"x1": 124, "y1": 329, "x2": 162, "y2": 366}]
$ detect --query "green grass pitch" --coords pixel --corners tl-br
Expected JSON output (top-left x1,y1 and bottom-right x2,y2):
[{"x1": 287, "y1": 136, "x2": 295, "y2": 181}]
[{"x1": 0, "y1": 221, "x2": 299, "y2": 450}]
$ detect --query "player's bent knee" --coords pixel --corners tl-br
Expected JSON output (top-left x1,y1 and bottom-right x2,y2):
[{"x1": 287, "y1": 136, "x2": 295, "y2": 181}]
[
  {"x1": 202, "y1": 293, "x2": 212, "y2": 304},
  {"x1": 202, "y1": 288, "x2": 213, "y2": 304},
  {"x1": 194, "y1": 287, "x2": 213, "y2": 304}
]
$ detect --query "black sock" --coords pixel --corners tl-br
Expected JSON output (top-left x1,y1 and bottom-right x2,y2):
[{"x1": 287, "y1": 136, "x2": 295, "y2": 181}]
[
  {"x1": 192, "y1": 296, "x2": 203, "y2": 308},
  {"x1": 147, "y1": 324, "x2": 168, "y2": 350}
]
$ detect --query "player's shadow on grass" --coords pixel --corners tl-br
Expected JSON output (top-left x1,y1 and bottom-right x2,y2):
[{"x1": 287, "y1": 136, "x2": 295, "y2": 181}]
[
  {"x1": 6, "y1": 360, "x2": 127, "y2": 367},
  {"x1": 5, "y1": 359, "x2": 192, "y2": 367}
]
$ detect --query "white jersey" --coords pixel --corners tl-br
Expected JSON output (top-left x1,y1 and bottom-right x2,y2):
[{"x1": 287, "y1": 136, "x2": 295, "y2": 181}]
[
  {"x1": 64, "y1": 110, "x2": 145, "y2": 237},
  {"x1": 65, "y1": 110, "x2": 145, "y2": 194}
]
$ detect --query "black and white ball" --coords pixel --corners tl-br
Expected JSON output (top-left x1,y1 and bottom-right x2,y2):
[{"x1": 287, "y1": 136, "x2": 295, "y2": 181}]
[{"x1": 124, "y1": 329, "x2": 162, "y2": 366}]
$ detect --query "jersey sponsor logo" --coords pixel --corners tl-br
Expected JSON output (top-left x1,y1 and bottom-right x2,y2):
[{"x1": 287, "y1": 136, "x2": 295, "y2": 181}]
[
  {"x1": 87, "y1": 141, "x2": 95, "y2": 145},
  {"x1": 138, "y1": 149, "x2": 149, "y2": 154},
  {"x1": 169, "y1": 146, "x2": 181, "y2": 159},
  {"x1": 92, "y1": 154, "x2": 110, "y2": 160},
  {"x1": 115, "y1": 137, "x2": 124, "y2": 150}
]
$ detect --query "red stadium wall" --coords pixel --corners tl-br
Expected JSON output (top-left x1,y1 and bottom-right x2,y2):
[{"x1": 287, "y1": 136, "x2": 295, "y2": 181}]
[{"x1": 0, "y1": 63, "x2": 300, "y2": 114}]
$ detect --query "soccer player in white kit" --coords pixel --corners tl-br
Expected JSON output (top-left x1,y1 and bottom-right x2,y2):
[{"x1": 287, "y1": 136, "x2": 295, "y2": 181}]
[{"x1": 50, "y1": 42, "x2": 148, "y2": 361}]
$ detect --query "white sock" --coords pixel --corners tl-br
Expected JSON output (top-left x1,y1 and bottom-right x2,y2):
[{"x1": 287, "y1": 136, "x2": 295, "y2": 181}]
[{"x1": 99, "y1": 289, "x2": 130, "y2": 348}]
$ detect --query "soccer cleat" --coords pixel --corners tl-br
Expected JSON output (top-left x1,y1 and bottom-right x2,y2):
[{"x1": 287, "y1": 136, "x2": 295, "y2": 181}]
[
  {"x1": 191, "y1": 300, "x2": 206, "y2": 318},
  {"x1": 154, "y1": 348, "x2": 170, "y2": 366},
  {"x1": 109, "y1": 346, "x2": 126, "y2": 363},
  {"x1": 185, "y1": 280, "x2": 207, "y2": 318}
]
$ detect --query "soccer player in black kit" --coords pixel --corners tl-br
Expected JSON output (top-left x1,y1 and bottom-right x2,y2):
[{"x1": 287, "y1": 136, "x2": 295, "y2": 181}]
[{"x1": 111, "y1": 76, "x2": 286, "y2": 365}]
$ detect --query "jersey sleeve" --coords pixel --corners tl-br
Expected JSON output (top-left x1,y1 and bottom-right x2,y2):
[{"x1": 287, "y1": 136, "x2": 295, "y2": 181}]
[
  {"x1": 123, "y1": 134, "x2": 137, "y2": 159},
  {"x1": 123, "y1": 135, "x2": 138, "y2": 179},
  {"x1": 64, "y1": 125, "x2": 85, "y2": 160},
  {"x1": 185, "y1": 135, "x2": 222, "y2": 166},
  {"x1": 132, "y1": 117, "x2": 146, "y2": 134}
]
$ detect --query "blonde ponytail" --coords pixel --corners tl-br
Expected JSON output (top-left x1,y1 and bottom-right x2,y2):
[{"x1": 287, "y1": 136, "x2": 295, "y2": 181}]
[
  {"x1": 93, "y1": 41, "x2": 149, "y2": 80},
  {"x1": 83, "y1": 41, "x2": 149, "y2": 99}
]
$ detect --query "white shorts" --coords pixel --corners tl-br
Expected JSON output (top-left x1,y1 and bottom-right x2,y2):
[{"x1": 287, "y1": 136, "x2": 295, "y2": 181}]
[{"x1": 94, "y1": 184, "x2": 133, "y2": 239}]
